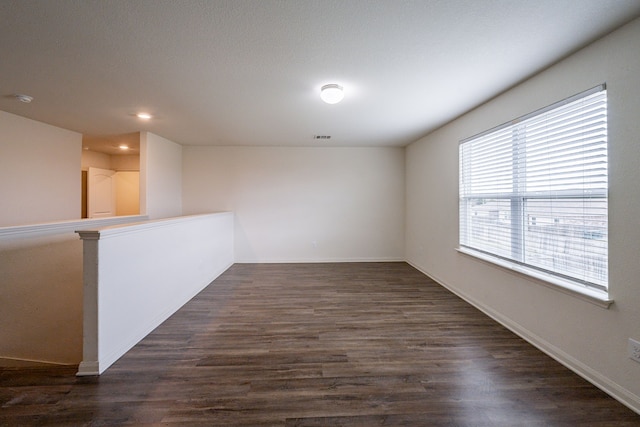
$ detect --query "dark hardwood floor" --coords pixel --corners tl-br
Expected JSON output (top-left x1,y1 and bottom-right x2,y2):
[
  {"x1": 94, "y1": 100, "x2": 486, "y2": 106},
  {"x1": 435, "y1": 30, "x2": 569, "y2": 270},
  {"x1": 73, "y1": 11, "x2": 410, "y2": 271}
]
[{"x1": 1, "y1": 263, "x2": 638, "y2": 426}]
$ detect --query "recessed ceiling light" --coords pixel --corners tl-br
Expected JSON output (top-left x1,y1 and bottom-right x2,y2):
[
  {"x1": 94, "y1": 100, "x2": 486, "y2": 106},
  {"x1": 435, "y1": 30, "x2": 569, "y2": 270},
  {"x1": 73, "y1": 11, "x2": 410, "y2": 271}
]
[
  {"x1": 136, "y1": 112, "x2": 152, "y2": 120},
  {"x1": 320, "y1": 84, "x2": 344, "y2": 104},
  {"x1": 119, "y1": 144, "x2": 129, "y2": 150}
]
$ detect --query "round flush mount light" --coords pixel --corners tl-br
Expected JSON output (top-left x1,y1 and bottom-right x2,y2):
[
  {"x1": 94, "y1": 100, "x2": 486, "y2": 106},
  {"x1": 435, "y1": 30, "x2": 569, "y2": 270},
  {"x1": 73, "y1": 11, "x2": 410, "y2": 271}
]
[
  {"x1": 14, "y1": 94, "x2": 34, "y2": 103},
  {"x1": 320, "y1": 84, "x2": 344, "y2": 104},
  {"x1": 136, "y1": 112, "x2": 152, "y2": 120}
]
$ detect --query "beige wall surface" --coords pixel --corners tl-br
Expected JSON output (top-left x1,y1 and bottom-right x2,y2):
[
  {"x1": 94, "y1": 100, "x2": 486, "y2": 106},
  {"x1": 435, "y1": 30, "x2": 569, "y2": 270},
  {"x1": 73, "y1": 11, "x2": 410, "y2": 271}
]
[
  {"x1": 0, "y1": 216, "x2": 148, "y2": 364},
  {"x1": 405, "y1": 18, "x2": 640, "y2": 412},
  {"x1": 115, "y1": 171, "x2": 140, "y2": 216},
  {"x1": 182, "y1": 146, "x2": 405, "y2": 262},
  {"x1": 81, "y1": 150, "x2": 110, "y2": 171},
  {"x1": 141, "y1": 132, "x2": 183, "y2": 219},
  {"x1": 0, "y1": 111, "x2": 82, "y2": 226},
  {"x1": 81, "y1": 151, "x2": 141, "y2": 217},
  {"x1": 82, "y1": 151, "x2": 140, "y2": 172},
  {"x1": 0, "y1": 232, "x2": 83, "y2": 363},
  {"x1": 110, "y1": 154, "x2": 140, "y2": 171}
]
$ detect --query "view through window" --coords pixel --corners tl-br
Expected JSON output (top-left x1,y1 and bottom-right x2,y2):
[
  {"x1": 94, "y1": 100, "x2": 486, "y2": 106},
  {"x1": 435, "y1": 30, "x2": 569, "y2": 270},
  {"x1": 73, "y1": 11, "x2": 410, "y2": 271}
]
[{"x1": 459, "y1": 85, "x2": 608, "y2": 290}]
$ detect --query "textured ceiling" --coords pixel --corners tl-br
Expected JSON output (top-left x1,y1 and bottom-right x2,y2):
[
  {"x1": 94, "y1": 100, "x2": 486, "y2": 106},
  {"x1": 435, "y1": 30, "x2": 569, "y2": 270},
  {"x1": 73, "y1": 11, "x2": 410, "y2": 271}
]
[{"x1": 1, "y1": 0, "x2": 639, "y2": 148}]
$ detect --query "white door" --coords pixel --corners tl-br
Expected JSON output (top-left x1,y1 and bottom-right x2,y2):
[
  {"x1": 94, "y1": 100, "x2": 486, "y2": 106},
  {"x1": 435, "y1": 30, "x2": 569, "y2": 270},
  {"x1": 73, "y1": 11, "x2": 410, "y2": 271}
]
[{"x1": 88, "y1": 167, "x2": 116, "y2": 218}]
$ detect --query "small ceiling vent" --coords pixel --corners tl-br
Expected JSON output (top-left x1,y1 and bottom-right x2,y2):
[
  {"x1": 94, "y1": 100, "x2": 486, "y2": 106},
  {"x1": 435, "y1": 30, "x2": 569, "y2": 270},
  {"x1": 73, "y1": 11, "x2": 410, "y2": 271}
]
[{"x1": 313, "y1": 135, "x2": 331, "y2": 140}]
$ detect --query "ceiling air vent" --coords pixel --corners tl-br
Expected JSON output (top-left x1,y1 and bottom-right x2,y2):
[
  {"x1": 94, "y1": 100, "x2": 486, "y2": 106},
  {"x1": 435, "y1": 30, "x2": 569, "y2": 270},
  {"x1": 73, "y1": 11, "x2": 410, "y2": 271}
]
[{"x1": 313, "y1": 135, "x2": 331, "y2": 140}]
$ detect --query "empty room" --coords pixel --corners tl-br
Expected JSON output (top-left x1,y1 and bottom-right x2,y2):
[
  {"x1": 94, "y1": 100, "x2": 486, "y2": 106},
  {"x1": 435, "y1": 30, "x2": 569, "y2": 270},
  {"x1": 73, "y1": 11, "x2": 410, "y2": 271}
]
[{"x1": 1, "y1": 1, "x2": 640, "y2": 425}]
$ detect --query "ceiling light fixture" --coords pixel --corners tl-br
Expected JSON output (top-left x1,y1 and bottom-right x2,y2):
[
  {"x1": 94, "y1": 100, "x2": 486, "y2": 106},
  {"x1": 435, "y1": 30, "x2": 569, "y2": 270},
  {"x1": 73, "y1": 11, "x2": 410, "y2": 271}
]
[
  {"x1": 320, "y1": 84, "x2": 344, "y2": 104},
  {"x1": 136, "y1": 112, "x2": 152, "y2": 120},
  {"x1": 119, "y1": 144, "x2": 129, "y2": 150},
  {"x1": 14, "y1": 94, "x2": 34, "y2": 103}
]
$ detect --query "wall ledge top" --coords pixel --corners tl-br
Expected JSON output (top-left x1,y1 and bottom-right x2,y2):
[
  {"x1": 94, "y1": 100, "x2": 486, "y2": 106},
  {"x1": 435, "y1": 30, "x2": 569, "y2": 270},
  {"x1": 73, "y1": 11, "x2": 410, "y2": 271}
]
[
  {"x1": 0, "y1": 215, "x2": 148, "y2": 240},
  {"x1": 76, "y1": 212, "x2": 233, "y2": 240}
]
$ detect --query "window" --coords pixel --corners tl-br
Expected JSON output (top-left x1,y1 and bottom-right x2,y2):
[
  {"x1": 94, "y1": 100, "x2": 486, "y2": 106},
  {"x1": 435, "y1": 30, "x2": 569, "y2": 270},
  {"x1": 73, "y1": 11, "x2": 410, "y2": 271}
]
[{"x1": 459, "y1": 85, "x2": 608, "y2": 292}]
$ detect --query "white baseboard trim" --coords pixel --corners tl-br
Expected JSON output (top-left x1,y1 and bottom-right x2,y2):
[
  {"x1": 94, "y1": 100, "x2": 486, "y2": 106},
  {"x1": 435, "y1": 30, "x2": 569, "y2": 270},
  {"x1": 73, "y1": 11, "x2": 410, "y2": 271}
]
[
  {"x1": 406, "y1": 259, "x2": 640, "y2": 416},
  {"x1": 234, "y1": 257, "x2": 405, "y2": 264},
  {"x1": 76, "y1": 361, "x2": 100, "y2": 376},
  {"x1": 0, "y1": 356, "x2": 76, "y2": 368}
]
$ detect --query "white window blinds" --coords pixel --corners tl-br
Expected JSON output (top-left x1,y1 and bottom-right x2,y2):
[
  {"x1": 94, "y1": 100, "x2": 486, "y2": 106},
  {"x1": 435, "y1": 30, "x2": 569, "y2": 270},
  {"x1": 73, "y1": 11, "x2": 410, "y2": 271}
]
[{"x1": 459, "y1": 85, "x2": 608, "y2": 290}]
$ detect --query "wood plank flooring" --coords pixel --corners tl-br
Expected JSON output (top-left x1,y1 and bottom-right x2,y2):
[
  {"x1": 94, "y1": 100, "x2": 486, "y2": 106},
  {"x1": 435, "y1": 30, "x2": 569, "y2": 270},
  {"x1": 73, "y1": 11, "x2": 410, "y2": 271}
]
[{"x1": 1, "y1": 262, "x2": 639, "y2": 426}]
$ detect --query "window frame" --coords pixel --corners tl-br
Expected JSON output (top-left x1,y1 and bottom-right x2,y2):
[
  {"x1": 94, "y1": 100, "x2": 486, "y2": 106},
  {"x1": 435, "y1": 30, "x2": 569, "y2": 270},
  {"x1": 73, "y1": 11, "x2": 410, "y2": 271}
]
[{"x1": 458, "y1": 85, "x2": 611, "y2": 306}]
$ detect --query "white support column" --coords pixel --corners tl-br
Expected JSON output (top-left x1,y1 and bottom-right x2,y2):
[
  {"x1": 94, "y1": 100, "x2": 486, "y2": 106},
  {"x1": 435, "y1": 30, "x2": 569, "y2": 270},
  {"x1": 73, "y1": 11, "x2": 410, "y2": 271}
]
[{"x1": 76, "y1": 230, "x2": 101, "y2": 376}]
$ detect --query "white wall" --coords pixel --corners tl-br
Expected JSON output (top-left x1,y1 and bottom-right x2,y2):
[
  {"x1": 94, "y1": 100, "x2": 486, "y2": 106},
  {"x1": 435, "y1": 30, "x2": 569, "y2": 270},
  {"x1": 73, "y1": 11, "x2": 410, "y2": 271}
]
[
  {"x1": 406, "y1": 18, "x2": 640, "y2": 412},
  {"x1": 182, "y1": 146, "x2": 405, "y2": 262},
  {"x1": 77, "y1": 213, "x2": 234, "y2": 375},
  {"x1": 140, "y1": 132, "x2": 183, "y2": 219},
  {"x1": 0, "y1": 111, "x2": 81, "y2": 226},
  {"x1": 0, "y1": 216, "x2": 147, "y2": 364}
]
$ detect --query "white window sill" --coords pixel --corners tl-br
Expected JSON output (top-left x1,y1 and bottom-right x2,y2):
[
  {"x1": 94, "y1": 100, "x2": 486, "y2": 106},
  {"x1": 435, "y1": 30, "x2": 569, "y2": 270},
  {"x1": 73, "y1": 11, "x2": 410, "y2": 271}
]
[{"x1": 456, "y1": 247, "x2": 613, "y2": 309}]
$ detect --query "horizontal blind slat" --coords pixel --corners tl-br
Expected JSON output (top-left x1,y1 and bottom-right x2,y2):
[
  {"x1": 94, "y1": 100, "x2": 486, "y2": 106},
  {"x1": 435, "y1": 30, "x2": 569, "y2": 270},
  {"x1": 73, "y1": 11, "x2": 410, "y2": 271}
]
[{"x1": 459, "y1": 86, "x2": 608, "y2": 289}]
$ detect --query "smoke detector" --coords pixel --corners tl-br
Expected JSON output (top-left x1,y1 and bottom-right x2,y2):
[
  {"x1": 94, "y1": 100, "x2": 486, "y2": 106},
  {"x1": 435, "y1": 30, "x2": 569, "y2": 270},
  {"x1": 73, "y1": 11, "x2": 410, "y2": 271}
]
[{"x1": 14, "y1": 94, "x2": 34, "y2": 103}]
